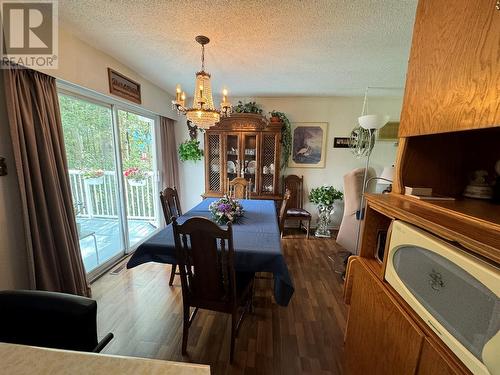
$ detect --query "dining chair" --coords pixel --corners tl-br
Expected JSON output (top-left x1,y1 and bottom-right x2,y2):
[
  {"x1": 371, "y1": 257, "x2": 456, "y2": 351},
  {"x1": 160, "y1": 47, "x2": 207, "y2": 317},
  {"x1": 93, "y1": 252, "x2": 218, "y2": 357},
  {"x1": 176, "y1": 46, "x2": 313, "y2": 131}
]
[
  {"x1": 282, "y1": 175, "x2": 311, "y2": 239},
  {"x1": 0, "y1": 290, "x2": 113, "y2": 353},
  {"x1": 172, "y1": 216, "x2": 254, "y2": 363},
  {"x1": 279, "y1": 189, "x2": 291, "y2": 237},
  {"x1": 160, "y1": 187, "x2": 182, "y2": 285},
  {"x1": 228, "y1": 177, "x2": 250, "y2": 199}
]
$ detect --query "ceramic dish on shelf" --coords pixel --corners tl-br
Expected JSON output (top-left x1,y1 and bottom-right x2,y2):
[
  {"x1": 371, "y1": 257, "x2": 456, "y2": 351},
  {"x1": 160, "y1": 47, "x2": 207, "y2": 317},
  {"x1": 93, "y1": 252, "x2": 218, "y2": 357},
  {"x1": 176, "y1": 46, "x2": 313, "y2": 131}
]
[
  {"x1": 227, "y1": 160, "x2": 235, "y2": 174},
  {"x1": 247, "y1": 160, "x2": 256, "y2": 174}
]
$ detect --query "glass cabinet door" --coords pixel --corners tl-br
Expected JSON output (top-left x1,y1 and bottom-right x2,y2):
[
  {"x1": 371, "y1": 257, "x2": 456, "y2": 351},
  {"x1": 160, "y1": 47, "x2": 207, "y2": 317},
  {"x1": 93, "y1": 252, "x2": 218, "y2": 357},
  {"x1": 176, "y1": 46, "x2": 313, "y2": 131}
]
[
  {"x1": 242, "y1": 133, "x2": 258, "y2": 194},
  {"x1": 225, "y1": 133, "x2": 240, "y2": 191},
  {"x1": 260, "y1": 133, "x2": 278, "y2": 195},
  {"x1": 206, "y1": 133, "x2": 222, "y2": 193}
]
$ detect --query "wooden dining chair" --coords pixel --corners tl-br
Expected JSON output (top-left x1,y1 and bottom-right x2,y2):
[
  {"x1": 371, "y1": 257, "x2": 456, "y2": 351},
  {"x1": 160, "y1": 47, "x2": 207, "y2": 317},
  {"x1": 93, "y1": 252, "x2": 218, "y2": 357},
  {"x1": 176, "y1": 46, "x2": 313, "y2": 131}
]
[
  {"x1": 228, "y1": 177, "x2": 250, "y2": 199},
  {"x1": 172, "y1": 217, "x2": 254, "y2": 363},
  {"x1": 159, "y1": 187, "x2": 182, "y2": 285},
  {"x1": 282, "y1": 175, "x2": 311, "y2": 239},
  {"x1": 279, "y1": 189, "x2": 291, "y2": 237}
]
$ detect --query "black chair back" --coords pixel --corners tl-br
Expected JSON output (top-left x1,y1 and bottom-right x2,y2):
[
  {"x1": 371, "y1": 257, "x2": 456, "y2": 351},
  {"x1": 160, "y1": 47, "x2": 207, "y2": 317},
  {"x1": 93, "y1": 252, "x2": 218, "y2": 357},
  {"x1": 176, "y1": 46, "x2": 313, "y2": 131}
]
[{"x1": 0, "y1": 290, "x2": 112, "y2": 352}]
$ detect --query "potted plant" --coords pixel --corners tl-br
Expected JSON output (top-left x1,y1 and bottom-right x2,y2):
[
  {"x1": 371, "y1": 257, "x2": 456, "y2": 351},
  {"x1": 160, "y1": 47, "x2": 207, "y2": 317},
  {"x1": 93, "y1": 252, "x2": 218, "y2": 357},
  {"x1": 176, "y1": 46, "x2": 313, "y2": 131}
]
[
  {"x1": 82, "y1": 169, "x2": 105, "y2": 185},
  {"x1": 124, "y1": 167, "x2": 149, "y2": 187},
  {"x1": 178, "y1": 139, "x2": 204, "y2": 162},
  {"x1": 309, "y1": 185, "x2": 344, "y2": 238},
  {"x1": 269, "y1": 110, "x2": 292, "y2": 169},
  {"x1": 233, "y1": 101, "x2": 263, "y2": 114}
]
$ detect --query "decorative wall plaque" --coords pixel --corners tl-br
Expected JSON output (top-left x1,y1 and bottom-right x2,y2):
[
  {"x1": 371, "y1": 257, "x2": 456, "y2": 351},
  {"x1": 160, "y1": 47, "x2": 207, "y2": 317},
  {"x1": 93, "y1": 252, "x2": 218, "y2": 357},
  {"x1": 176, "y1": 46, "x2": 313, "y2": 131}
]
[{"x1": 107, "y1": 68, "x2": 142, "y2": 104}]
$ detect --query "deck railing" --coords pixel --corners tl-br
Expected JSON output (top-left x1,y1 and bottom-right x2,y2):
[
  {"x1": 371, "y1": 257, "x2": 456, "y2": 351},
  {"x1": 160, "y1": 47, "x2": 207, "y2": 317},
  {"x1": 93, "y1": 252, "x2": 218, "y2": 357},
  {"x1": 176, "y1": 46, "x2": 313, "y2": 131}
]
[{"x1": 69, "y1": 170, "x2": 156, "y2": 220}]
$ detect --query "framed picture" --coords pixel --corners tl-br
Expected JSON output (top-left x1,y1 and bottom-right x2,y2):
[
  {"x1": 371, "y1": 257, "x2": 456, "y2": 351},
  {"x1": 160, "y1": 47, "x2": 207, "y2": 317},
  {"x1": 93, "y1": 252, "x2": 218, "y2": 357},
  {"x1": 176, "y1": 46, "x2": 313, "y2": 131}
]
[
  {"x1": 108, "y1": 68, "x2": 142, "y2": 104},
  {"x1": 289, "y1": 122, "x2": 328, "y2": 168},
  {"x1": 333, "y1": 137, "x2": 352, "y2": 148}
]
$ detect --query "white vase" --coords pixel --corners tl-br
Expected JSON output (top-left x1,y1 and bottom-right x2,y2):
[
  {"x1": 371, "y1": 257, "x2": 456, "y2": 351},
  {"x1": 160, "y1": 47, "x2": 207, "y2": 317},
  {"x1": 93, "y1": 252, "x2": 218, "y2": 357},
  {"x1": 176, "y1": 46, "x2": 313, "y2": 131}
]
[
  {"x1": 84, "y1": 176, "x2": 104, "y2": 186},
  {"x1": 315, "y1": 204, "x2": 333, "y2": 238},
  {"x1": 128, "y1": 179, "x2": 147, "y2": 187}
]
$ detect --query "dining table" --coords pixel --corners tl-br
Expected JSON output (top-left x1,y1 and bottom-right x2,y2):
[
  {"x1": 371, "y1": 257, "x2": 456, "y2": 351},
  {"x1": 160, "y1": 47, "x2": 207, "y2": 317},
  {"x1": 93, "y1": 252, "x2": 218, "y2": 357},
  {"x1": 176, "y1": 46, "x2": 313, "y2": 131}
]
[{"x1": 127, "y1": 198, "x2": 294, "y2": 306}]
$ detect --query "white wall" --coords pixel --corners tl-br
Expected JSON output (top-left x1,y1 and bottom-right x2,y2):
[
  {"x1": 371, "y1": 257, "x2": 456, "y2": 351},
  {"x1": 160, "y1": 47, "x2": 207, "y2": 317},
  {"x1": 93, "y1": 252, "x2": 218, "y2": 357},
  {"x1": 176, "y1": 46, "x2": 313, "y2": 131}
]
[
  {"x1": 175, "y1": 96, "x2": 402, "y2": 227},
  {"x1": 40, "y1": 27, "x2": 178, "y2": 119}
]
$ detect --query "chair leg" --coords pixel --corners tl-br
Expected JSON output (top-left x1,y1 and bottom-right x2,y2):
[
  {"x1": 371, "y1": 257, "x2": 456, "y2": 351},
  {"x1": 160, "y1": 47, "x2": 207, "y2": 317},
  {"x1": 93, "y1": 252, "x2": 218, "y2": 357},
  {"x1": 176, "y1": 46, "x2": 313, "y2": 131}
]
[
  {"x1": 306, "y1": 219, "x2": 310, "y2": 239},
  {"x1": 169, "y1": 264, "x2": 176, "y2": 286},
  {"x1": 230, "y1": 310, "x2": 237, "y2": 363},
  {"x1": 182, "y1": 304, "x2": 190, "y2": 355}
]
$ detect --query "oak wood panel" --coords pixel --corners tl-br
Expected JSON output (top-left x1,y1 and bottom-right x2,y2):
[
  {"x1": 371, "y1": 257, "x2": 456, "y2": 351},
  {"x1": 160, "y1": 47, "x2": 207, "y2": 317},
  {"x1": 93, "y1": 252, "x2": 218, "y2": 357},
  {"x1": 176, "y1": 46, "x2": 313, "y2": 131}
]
[
  {"x1": 92, "y1": 232, "x2": 348, "y2": 375},
  {"x1": 395, "y1": 128, "x2": 500, "y2": 198},
  {"x1": 381, "y1": 280, "x2": 472, "y2": 375},
  {"x1": 365, "y1": 194, "x2": 500, "y2": 264},
  {"x1": 344, "y1": 258, "x2": 425, "y2": 375},
  {"x1": 399, "y1": 0, "x2": 500, "y2": 137},
  {"x1": 359, "y1": 205, "x2": 392, "y2": 279},
  {"x1": 417, "y1": 339, "x2": 463, "y2": 375}
]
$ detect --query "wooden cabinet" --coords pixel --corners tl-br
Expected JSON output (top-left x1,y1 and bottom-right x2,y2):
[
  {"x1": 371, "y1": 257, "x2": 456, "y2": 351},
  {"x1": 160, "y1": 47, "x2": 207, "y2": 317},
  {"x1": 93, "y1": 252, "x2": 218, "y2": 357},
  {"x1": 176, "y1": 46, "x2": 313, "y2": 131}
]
[
  {"x1": 344, "y1": 258, "x2": 425, "y2": 375},
  {"x1": 399, "y1": 0, "x2": 500, "y2": 137},
  {"x1": 417, "y1": 339, "x2": 461, "y2": 375},
  {"x1": 204, "y1": 114, "x2": 282, "y2": 199}
]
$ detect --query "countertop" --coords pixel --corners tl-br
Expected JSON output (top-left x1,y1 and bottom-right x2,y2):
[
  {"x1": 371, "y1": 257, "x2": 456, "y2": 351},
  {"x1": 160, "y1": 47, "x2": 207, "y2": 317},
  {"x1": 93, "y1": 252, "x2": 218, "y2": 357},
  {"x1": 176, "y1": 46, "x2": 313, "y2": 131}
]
[{"x1": 0, "y1": 342, "x2": 211, "y2": 375}]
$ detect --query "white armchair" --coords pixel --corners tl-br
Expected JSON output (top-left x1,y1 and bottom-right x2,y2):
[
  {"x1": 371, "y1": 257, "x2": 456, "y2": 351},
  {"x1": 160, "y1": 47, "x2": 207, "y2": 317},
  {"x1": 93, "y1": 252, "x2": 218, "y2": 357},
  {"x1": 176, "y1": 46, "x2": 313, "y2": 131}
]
[{"x1": 336, "y1": 167, "x2": 375, "y2": 254}]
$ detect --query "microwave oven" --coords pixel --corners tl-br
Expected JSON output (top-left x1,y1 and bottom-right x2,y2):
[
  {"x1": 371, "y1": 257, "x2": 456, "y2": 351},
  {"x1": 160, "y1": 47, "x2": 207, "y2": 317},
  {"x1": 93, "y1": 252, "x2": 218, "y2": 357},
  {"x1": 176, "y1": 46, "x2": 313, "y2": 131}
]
[{"x1": 385, "y1": 221, "x2": 499, "y2": 375}]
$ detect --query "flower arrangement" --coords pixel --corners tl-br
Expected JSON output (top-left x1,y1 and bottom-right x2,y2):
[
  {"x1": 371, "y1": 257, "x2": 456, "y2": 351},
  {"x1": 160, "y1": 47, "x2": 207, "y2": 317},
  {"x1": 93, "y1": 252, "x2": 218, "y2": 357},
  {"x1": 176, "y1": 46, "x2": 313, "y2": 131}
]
[
  {"x1": 82, "y1": 169, "x2": 104, "y2": 179},
  {"x1": 208, "y1": 196, "x2": 244, "y2": 224},
  {"x1": 309, "y1": 185, "x2": 344, "y2": 208},
  {"x1": 123, "y1": 167, "x2": 148, "y2": 181}
]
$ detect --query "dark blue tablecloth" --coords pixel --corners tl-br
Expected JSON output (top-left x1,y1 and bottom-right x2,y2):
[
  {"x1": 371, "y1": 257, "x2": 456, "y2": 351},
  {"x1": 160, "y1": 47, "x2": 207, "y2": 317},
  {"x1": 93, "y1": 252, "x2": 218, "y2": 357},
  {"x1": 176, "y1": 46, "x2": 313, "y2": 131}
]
[{"x1": 127, "y1": 198, "x2": 294, "y2": 306}]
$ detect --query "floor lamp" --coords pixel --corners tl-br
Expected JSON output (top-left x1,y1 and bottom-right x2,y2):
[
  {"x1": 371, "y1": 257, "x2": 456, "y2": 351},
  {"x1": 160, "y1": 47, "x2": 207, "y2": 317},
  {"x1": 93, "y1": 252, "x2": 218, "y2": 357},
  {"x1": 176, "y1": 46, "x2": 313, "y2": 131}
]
[{"x1": 353, "y1": 113, "x2": 390, "y2": 255}]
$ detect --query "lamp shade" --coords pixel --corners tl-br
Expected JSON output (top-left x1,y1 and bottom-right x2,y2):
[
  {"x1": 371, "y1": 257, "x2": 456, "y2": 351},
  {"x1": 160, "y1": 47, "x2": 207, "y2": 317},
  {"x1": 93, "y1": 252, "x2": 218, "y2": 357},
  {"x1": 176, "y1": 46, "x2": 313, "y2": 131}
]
[
  {"x1": 358, "y1": 114, "x2": 390, "y2": 130},
  {"x1": 379, "y1": 166, "x2": 395, "y2": 182}
]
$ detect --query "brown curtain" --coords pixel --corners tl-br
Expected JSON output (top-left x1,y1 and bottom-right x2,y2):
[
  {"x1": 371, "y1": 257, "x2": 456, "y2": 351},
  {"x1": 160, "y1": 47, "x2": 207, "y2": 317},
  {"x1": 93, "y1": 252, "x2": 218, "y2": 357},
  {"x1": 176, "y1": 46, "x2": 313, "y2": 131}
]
[
  {"x1": 4, "y1": 66, "x2": 90, "y2": 297},
  {"x1": 160, "y1": 116, "x2": 180, "y2": 189}
]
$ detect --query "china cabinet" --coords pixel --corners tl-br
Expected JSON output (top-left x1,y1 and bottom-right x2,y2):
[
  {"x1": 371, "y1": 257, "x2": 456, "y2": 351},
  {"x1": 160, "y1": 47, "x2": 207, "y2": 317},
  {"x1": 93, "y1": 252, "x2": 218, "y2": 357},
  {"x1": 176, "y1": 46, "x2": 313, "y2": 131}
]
[{"x1": 203, "y1": 114, "x2": 282, "y2": 200}]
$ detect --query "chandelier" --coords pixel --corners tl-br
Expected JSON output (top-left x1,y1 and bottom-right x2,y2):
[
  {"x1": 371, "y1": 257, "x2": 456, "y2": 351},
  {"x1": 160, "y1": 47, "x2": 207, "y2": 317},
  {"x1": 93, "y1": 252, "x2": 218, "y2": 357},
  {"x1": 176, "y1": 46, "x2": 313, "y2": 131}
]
[{"x1": 172, "y1": 35, "x2": 232, "y2": 129}]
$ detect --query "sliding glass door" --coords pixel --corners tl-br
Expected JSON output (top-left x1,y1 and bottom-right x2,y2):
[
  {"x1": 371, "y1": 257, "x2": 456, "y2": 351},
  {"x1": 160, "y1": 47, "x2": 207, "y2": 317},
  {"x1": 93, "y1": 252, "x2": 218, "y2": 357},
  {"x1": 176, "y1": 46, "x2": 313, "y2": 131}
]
[
  {"x1": 59, "y1": 93, "x2": 160, "y2": 274},
  {"x1": 117, "y1": 109, "x2": 159, "y2": 247}
]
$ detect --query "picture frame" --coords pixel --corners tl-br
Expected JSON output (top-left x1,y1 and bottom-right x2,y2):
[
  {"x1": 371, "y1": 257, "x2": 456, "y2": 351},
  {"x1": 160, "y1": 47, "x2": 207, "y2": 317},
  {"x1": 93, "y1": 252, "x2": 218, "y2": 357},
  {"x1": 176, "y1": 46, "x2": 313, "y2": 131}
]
[
  {"x1": 289, "y1": 122, "x2": 328, "y2": 168},
  {"x1": 333, "y1": 137, "x2": 352, "y2": 148},
  {"x1": 107, "y1": 68, "x2": 142, "y2": 104}
]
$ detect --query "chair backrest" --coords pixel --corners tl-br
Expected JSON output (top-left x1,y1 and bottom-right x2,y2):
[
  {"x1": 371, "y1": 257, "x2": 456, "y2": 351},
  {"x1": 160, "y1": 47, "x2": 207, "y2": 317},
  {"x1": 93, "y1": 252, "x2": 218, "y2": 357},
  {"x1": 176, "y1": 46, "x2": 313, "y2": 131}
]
[
  {"x1": 342, "y1": 168, "x2": 376, "y2": 216},
  {"x1": 172, "y1": 217, "x2": 237, "y2": 306},
  {"x1": 160, "y1": 187, "x2": 182, "y2": 224},
  {"x1": 228, "y1": 177, "x2": 249, "y2": 199},
  {"x1": 0, "y1": 290, "x2": 99, "y2": 352},
  {"x1": 283, "y1": 175, "x2": 304, "y2": 209},
  {"x1": 279, "y1": 189, "x2": 291, "y2": 232}
]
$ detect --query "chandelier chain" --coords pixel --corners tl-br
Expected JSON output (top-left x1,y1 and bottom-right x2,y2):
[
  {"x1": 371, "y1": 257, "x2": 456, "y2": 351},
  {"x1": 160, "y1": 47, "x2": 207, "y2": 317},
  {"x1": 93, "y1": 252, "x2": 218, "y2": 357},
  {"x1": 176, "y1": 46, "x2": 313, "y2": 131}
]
[{"x1": 201, "y1": 44, "x2": 205, "y2": 71}]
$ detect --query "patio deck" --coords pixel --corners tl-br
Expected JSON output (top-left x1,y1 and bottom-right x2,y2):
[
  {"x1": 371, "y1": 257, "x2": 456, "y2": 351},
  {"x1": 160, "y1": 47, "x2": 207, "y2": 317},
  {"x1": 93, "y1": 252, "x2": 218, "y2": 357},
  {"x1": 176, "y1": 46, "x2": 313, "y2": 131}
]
[{"x1": 77, "y1": 217, "x2": 158, "y2": 272}]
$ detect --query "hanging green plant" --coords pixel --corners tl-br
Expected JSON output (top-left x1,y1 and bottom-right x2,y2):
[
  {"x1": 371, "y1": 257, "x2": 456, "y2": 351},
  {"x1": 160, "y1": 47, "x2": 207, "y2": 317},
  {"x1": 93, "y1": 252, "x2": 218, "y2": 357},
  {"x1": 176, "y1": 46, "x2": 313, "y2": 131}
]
[
  {"x1": 269, "y1": 110, "x2": 292, "y2": 169},
  {"x1": 233, "y1": 101, "x2": 263, "y2": 114},
  {"x1": 178, "y1": 139, "x2": 203, "y2": 162}
]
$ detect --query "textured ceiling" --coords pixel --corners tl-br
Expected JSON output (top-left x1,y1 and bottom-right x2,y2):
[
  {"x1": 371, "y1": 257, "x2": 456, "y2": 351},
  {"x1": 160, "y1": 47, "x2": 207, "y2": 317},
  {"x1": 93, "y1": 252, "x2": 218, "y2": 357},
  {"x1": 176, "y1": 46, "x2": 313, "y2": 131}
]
[{"x1": 59, "y1": 0, "x2": 418, "y2": 97}]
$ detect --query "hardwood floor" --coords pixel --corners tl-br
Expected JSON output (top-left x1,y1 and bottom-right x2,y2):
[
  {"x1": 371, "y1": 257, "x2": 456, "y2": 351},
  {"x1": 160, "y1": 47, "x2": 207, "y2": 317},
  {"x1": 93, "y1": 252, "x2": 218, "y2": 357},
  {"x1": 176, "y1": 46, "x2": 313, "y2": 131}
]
[{"x1": 92, "y1": 231, "x2": 348, "y2": 374}]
